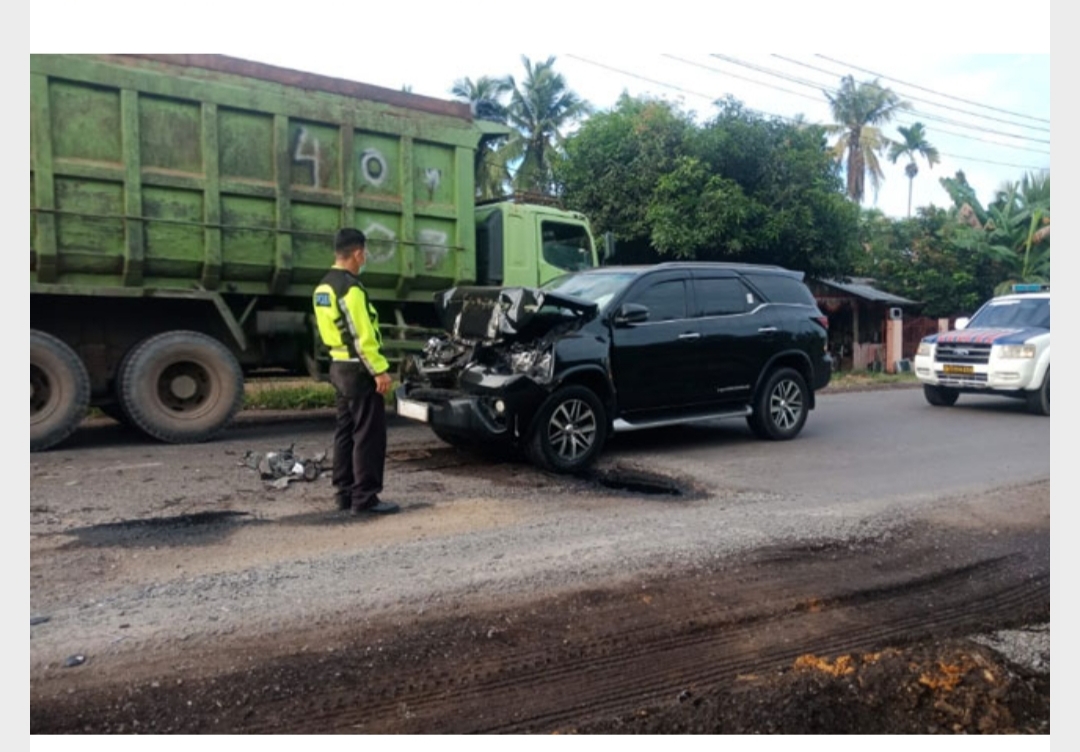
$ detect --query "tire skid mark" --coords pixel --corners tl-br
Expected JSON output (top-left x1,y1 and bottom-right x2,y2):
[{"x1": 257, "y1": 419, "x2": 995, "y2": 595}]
[{"x1": 234, "y1": 562, "x2": 1047, "y2": 734}]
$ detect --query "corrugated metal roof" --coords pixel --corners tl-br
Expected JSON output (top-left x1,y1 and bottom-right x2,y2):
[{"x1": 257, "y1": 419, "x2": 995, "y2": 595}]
[{"x1": 815, "y1": 278, "x2": 918, "y2": 305}]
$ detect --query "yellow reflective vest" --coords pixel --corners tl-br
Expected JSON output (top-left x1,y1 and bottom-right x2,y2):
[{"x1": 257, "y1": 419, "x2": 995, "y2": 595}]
[{"x1": 313, "y1": 267, "x2": 389, "y2": 375}]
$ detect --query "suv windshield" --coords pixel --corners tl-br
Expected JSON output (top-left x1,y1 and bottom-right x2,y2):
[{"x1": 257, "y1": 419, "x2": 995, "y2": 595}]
[
  {"x1": 542, "y1": 270, "x2": 638, "y2": 313},
  {"x1": 968, "y1": 297, "x2": 1050, "y2": 329}
]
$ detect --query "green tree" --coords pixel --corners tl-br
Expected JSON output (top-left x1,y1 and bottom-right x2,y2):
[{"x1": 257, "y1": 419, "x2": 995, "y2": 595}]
[
  {"x1": 556, "y1": 94, "x2": 694, "y2": 261},
  {"x1": 647, "y1": 98, "x2": 859, "y2": 278},
  {"x1": 824, "y1": 76, "x2": 909, "y2": 204},
  {"x1": 504, "y1": 56, "x2": 591, "y2": 194},
  {"x1": 857, "y1": 207, "x2": 1004, "y2": 317},
  {"x1": 450, "y1": 75, "x2": 514, "y2": 199},
  {"x1": 946, "y1": 171, "x2": 1050, "y2": 293},
  {"x1": 888, "y1": 122, "x2": 940, "y2": 217},
  {"x1": 559, "y1": 95, "x2": 859, "y2": 277}
]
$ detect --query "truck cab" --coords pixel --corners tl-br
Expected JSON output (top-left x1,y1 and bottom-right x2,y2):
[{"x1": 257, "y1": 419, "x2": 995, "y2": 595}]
[{"x1": 474, "y1": 198, "x2": 601, "y2": 288}]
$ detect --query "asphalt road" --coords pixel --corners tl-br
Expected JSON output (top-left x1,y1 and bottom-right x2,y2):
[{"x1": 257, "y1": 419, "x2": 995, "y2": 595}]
[{"x1": 29, "y1": 385, "x2": 1051, "y2": 733}]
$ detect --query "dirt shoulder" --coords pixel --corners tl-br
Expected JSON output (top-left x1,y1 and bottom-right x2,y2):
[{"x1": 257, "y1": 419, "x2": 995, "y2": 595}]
[{"x1": 30, "y1": 482, "x2": 1049, "y2": 734}]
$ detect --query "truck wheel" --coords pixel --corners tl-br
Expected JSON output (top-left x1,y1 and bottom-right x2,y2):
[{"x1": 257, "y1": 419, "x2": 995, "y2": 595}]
[
  {"x1": 118, "y1": 331, "x2": 244, "y2": 443},
  {"x1": 100, "y1": 345, "x2": 139, "y2": 425},
  {"x1": 525, "y1": 385, "x2": 607, "y2": 474},
  {"x1": 1026, "y1": 370, "x2": 1049, "y2": 416},
  {"x1": 31, "y1": 330, "x2": 91, "y2": 452},
  {"x1": 923, "y1": 384, "x2": 959, "y2": 407},
  {"x1": 747, "y1": 368, "x2": 808, "y2": 441}
]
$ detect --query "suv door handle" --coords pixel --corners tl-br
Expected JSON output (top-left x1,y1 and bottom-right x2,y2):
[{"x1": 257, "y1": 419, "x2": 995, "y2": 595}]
[
  {"x1": 677, "y1": 332, "x2": 701, "y2": 341},
  {"x1": 757, "y1": 327, "x2": 778, "y2": 333}
]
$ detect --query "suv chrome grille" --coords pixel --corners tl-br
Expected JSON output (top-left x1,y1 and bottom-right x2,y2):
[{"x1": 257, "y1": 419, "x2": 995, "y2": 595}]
[{"x1": 935, "y1": 342, "x2": 992, "y2": 365}]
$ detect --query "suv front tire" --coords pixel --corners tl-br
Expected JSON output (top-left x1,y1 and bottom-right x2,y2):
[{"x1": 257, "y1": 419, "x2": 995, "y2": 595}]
[{"x1": 526, "y1": 385, "x2": 608, "y2": 473}]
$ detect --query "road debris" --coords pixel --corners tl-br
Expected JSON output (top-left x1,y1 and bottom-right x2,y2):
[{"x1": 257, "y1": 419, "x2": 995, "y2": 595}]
[
  {"x1": 63, "y1": 654, "x2": 86, "y2": 668},
  {"x1": 241, "y1": 444, "x2": 327, "y2": 489}
]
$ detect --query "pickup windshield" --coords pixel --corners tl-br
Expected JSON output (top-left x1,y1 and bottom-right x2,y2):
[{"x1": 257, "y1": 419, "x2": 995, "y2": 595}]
[{"x1": 968, "y1": 298, "x2": 1050, "y2": 330}]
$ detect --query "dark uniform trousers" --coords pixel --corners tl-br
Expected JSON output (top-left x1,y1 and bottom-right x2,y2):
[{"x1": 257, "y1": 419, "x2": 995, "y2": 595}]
[{"x1": 329, "y1": 361, "x2": 386, "y2": 508}]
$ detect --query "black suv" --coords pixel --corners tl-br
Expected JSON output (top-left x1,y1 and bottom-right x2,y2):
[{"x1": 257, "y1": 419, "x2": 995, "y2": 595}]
[{"x1": 396, "y1": 263, "x2": 832, "y2": 473}]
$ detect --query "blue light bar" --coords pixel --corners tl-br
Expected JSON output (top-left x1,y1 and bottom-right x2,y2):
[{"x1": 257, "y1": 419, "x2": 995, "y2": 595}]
[{"x1": 1012, "y1": 283, "x2": 1049, "y2": 293}]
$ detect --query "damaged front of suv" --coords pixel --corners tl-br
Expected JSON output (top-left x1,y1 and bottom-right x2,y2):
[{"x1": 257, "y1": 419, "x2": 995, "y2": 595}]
[{"x1": 395, "y1": 286, "x2": 604, "y2": 463}]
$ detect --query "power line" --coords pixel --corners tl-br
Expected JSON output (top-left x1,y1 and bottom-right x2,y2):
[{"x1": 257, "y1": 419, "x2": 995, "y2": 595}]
[
  {"x1": 815, "y1": 54, "x2": 1050, "y2": 126},
  {"x1": 936, "y1": 152, "x2": 1049, "y2": 170},
  {"x1": 661, "y1": 54, "x2": 824, "y2": 106},
  {"x1": 772, "y1": 54, "x2": 1049, "y2": 134},
  {"x1": 561, "y1": 55, "x2": 1049, "y2": 172},
  {"x1": 668, "y1": 54, "x2": 1049, "y2": 156},
  {"x1": 707, "y1": 53, "x2": 1050, "y2": 146},
  {"x1": 564, "y1": 54, "x2": 803, "y2": 125}
]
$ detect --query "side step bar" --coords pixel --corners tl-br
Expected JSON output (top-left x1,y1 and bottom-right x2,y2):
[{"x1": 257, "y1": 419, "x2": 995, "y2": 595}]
[{"x1": 613, "y1": 407, "x2": 752, "y2": 433}]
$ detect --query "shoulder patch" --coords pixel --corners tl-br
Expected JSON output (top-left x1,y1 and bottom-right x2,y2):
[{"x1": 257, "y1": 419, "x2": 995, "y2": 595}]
[{"x1": 315, "y1": 291, "x2": 332, "y2": 307}]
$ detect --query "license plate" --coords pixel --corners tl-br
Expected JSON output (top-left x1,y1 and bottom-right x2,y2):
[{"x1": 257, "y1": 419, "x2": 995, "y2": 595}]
[
  {"x1": 395, "y1": 396, "x2": 430, "y2": 422},
  {"x1": 941, "y1": 365, "x2": 974, "y2": 375}
]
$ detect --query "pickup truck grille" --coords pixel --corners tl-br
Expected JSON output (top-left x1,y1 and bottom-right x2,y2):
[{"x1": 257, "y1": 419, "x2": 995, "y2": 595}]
[
  {"x1": 935, "y1": 342, "x2": 992, "y2": 365},
  {"x1": 936, "y1": 372, "x2": 989, "y2": 388}
]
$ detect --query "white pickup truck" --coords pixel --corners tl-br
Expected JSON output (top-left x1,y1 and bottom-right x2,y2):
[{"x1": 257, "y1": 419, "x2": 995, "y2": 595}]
[{"x1": 913, "y1": 285, "x2": 1049, "y2": 416}]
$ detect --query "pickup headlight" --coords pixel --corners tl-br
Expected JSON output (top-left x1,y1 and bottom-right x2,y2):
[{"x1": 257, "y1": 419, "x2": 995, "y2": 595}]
[
  {"x1": 997, "y1": 344, "x2": 1036, "y2": 359},
  {"x1": 916, "y1": 342, "x2": 934, "y2": 357}
]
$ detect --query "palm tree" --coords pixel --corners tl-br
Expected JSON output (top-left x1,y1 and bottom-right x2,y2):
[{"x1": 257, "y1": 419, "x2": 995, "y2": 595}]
[
  {"x1": 504, "y1": 56, "x2": 591, "y2": 195},
  {"x1": 888, "y1": 122, "x2": 940, "y2": 217},
  {"x1": 824, "y1": 75, "x2": 909, "y2": 204},
  {"x1": 450, "y1": 76, "x2": 514, "y2": 199}
]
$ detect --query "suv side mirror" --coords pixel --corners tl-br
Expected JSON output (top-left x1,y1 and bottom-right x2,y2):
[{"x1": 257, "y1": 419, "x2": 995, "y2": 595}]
[
  {"x1": 955, "y1": 317, "x2": 970, "y2": 330},
  {"x1": 613, "y1": 303, "x2": 649, "y2": 326}
]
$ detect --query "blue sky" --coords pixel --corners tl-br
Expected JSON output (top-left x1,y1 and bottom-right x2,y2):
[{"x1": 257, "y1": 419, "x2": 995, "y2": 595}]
[{"x1": 31, "y1": 2, "x2": 1051, "y2": 224}]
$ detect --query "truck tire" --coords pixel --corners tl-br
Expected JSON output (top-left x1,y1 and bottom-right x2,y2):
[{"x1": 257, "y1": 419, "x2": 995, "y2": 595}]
[
  {"x1": 1026, "y1": 370, "x2": 1049, "y2": 416},
  {"x1": 923, "y1": 384, "x2": 959, "y2": 407},
  {"x1": 747, "y1": 367, "x2": 808, "y2": 441},
  {"x1": 31, "y1": 330, "x2": 91, "y2": 452},
  {"x1": 118, "y1": 331, "x2": 244, "y2": 444},
  {"x1": 100, "y1": 345, "x2": 138, "y2": 425},
  {"x1": 525, "y1": 385, "x2": 607, "y2": 474}
]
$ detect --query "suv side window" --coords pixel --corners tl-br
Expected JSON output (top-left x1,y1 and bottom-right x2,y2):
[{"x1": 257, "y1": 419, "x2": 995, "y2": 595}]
[
  {"x1": 694, "y1": 277, "x2": 757, "y2": 316},
  {"x1": 743, "y1": 273, "x2": 816, "y2": 306},
  {"x1": 631, "y1": 279, "x2": 687, "y2": 321}
]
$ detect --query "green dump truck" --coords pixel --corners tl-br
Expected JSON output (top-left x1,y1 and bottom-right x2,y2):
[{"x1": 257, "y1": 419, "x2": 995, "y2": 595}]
[{"x1": 30, "y1": 54, "x2": 603, "y2": 451}]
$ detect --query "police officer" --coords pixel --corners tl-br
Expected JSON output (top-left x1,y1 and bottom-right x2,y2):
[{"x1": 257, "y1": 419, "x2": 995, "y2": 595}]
[{"x1": 313, "y1": 228, "x2": 399, "y2": 515}]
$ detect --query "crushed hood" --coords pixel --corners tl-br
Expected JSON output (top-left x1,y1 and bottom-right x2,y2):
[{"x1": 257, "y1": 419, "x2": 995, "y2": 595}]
[{"x1": 435, "y1": 286, "x2": 597, "y2": 341}]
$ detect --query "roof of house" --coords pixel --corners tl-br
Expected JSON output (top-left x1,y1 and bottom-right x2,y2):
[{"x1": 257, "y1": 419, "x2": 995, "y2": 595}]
[{"x1": 814, "y1": 278, "x2": 919, "y2": 306}]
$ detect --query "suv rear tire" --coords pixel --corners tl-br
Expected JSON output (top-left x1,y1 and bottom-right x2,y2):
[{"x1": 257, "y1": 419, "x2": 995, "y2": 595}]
[
  {"x1": 747, "y1": 368, "x2": 808, "y2": 441},
  {"x1": 923, "y1": 384, "x2": 959, "y2": 407},
  {"x1": 526, "y1": 385, "x2": 608, "y2": 473}
]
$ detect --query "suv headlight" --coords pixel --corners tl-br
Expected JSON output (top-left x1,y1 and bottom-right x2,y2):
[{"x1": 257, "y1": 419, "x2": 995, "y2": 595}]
[
  {"x1": 916, "y1": 342, "x2": 934, "y2": 357},
  {"x1": 510, "y1": 346, "x2": 555, "y2": 381},
  {"x1": 997, "y1": 344, "x2": 1036, "y2": 359}
]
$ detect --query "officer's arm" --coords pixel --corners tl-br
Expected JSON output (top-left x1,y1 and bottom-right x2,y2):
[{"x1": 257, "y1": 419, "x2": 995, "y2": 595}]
[{"x1": 339, "y1": 287, "x2": 390, "y2": 376}]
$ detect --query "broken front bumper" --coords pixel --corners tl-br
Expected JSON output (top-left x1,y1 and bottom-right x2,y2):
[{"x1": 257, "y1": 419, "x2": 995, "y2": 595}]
[{"x1": 395, "y1": 369, "x2": 549, "y2": 442}]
